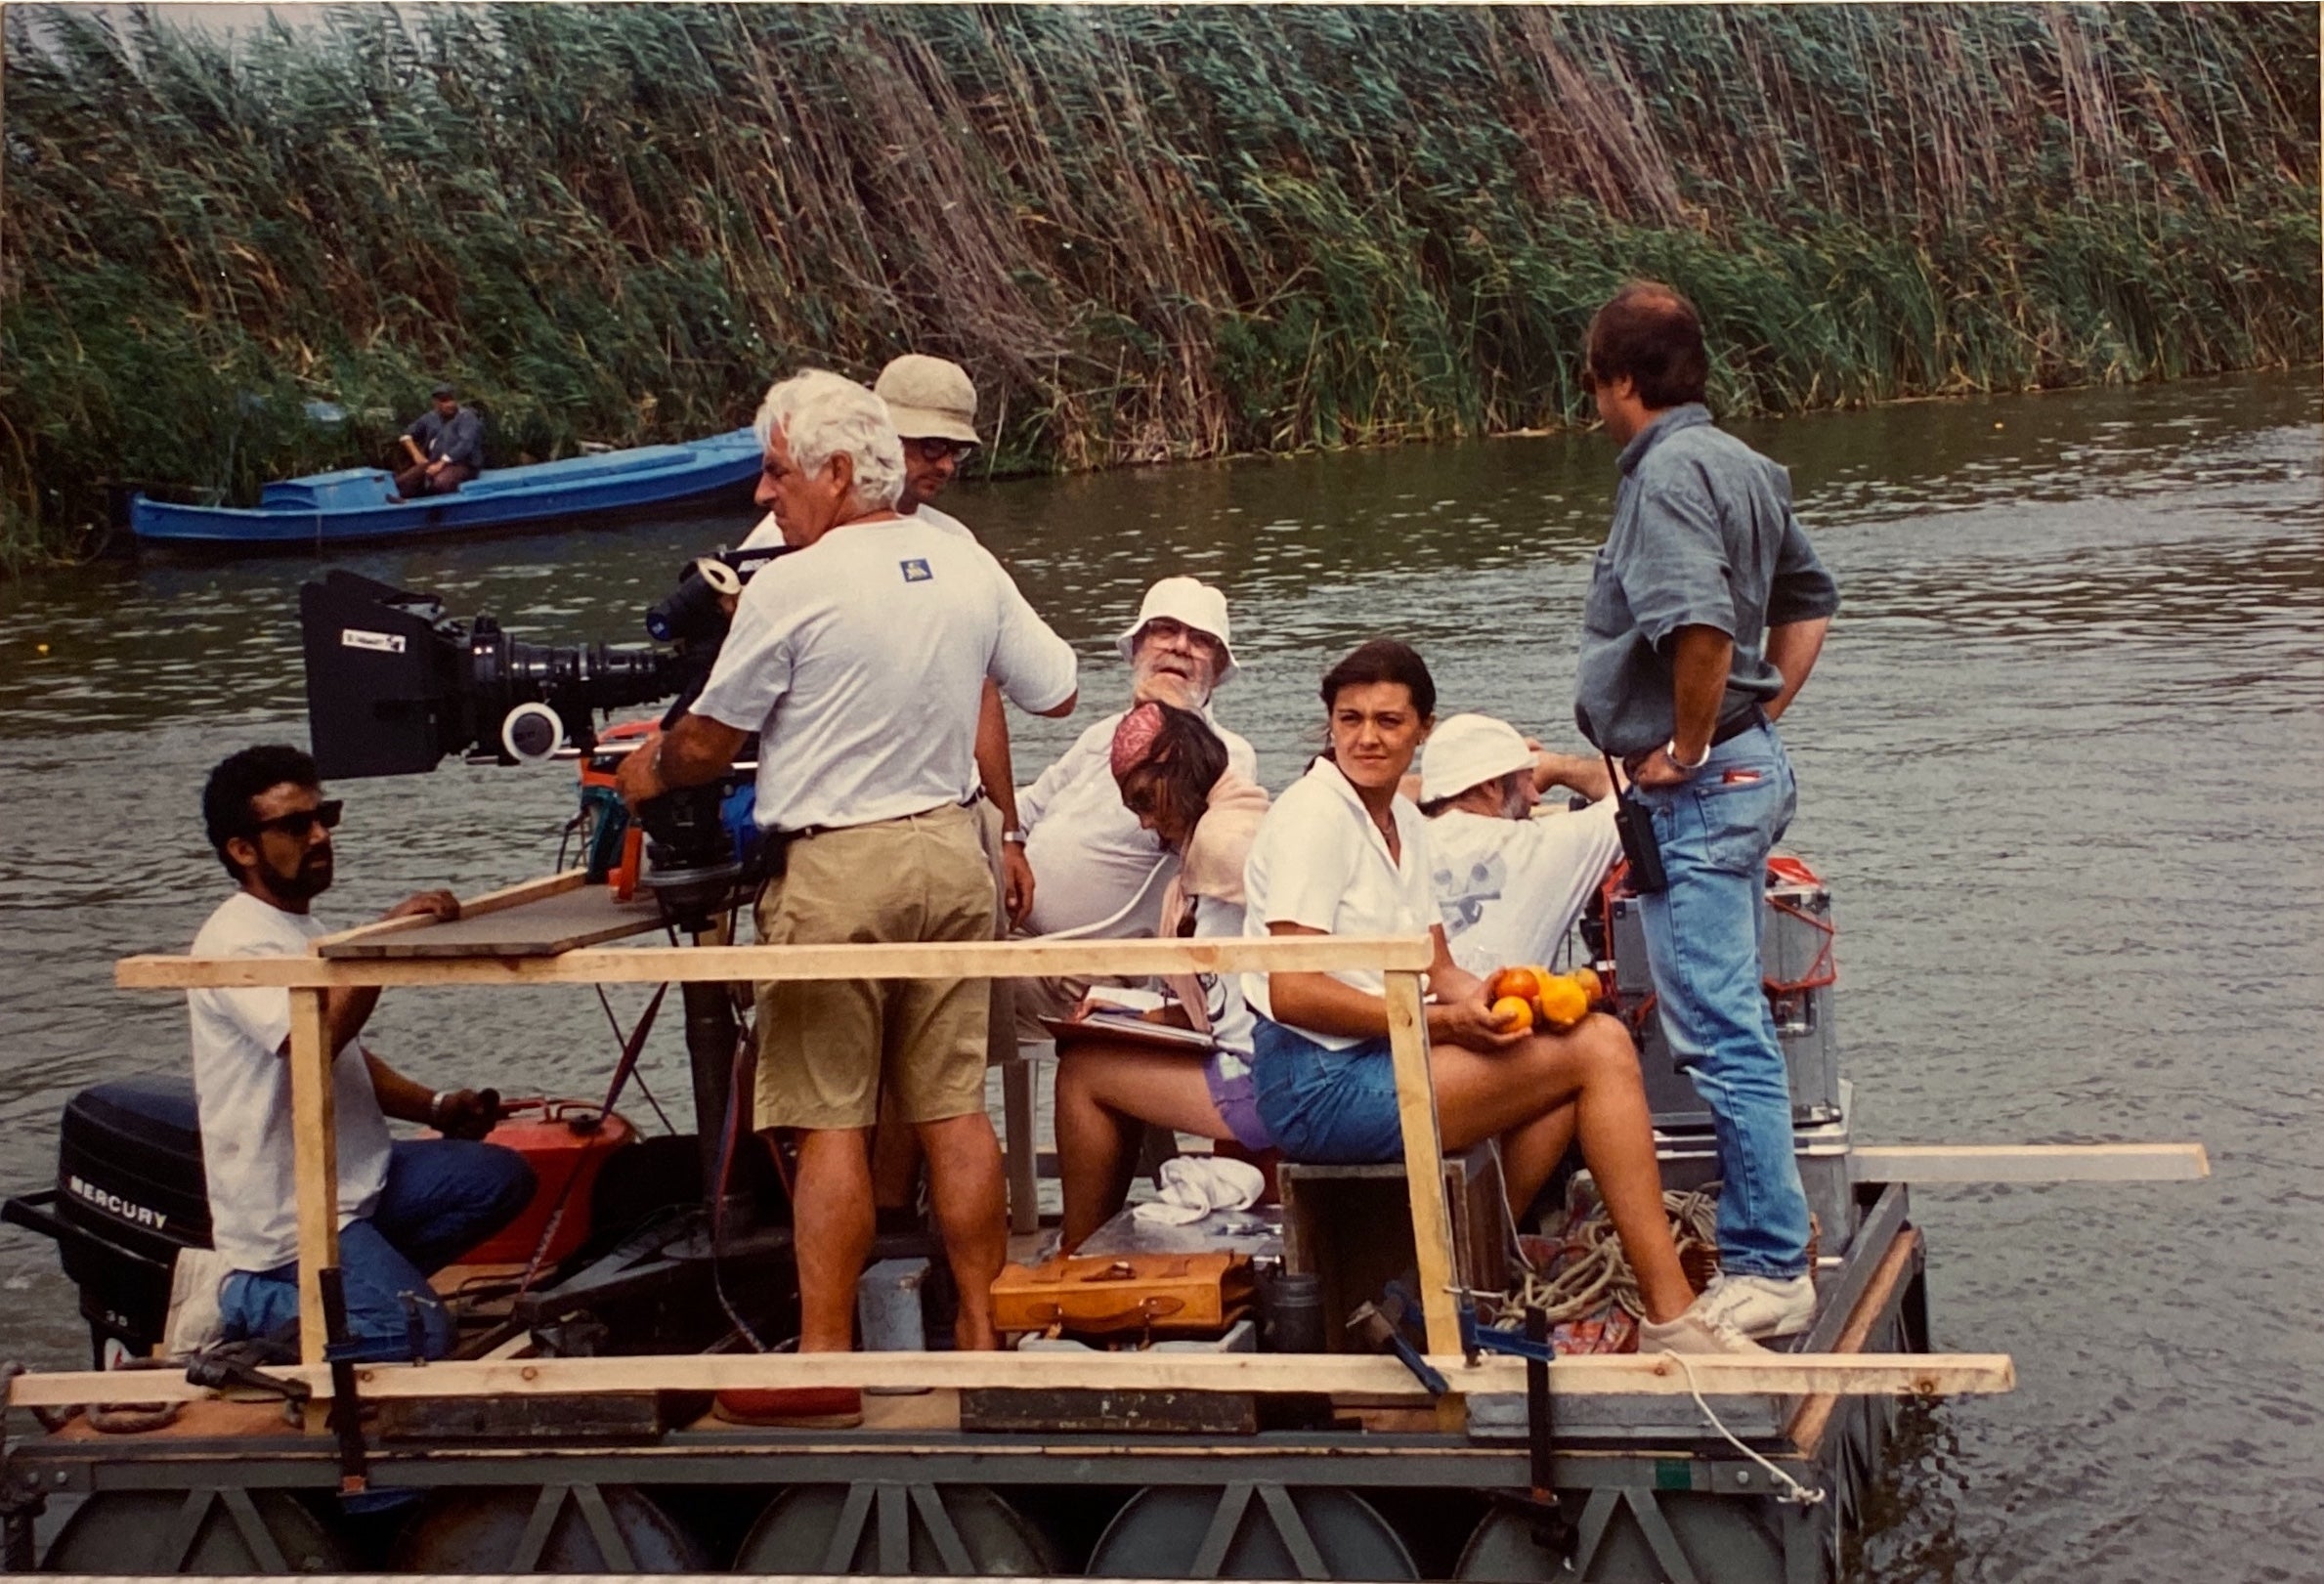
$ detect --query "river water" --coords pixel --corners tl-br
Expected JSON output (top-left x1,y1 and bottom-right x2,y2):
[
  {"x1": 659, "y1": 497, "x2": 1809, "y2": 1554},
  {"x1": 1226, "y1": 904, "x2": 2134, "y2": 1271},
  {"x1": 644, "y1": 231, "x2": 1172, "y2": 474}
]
[{"x1": 0, "y1": 371, "x2": 2316, "y2": 1579}]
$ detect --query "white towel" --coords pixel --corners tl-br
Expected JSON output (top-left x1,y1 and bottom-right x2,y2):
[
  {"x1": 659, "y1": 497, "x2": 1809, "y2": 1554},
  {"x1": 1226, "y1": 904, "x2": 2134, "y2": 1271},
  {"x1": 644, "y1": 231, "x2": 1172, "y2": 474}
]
[{"x1": 1131, "y1": 1155, "x2": 1266, "y2": 1225}]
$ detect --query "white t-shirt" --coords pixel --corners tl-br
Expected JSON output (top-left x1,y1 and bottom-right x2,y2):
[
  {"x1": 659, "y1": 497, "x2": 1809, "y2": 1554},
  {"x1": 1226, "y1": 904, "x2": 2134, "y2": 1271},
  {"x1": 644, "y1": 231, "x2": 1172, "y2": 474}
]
[
  {"x1": 1020, "y1": 707, "x2": 1259, "y2": 938},
  {"x1": 1429, "y1": 800, "x2": 1622, "y2": 976},
  {"x1": 694, "y1": 515, "x2": 1077, "y2": 834},
  {"x1": 187, "y1": 893, "x2": 394, "y2": 1273},
  {"x1": 1240, "y1": 758, "x2": 1438, "y2": 1049},
  {"x1": 739, "y1": 500, "x2": 974, "y2": 550},
  {"x1": 1190, "y1": 894, "x2": 1257, "y2": 1055}
]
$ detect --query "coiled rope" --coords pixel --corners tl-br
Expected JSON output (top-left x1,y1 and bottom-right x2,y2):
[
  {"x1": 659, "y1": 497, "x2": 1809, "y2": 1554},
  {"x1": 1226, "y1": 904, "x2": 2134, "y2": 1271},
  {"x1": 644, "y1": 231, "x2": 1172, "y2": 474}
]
[{"x1": 1482, "y1": 1185, "x2": 1722, "y2": 1327}]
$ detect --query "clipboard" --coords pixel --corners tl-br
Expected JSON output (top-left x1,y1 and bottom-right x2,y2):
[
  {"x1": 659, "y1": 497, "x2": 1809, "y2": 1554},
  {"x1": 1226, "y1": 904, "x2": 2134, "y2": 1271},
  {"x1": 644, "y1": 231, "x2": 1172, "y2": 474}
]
[{"x1": 1039, "y1": 1011, "x2": 1218, "y2": 1056}]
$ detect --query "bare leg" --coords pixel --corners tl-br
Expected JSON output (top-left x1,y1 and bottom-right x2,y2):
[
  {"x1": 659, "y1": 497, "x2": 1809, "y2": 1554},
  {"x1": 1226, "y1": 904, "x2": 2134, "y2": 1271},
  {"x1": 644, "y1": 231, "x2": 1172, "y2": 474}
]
[
  {"x1": 869, "y1": 1086, "x2": 924, "y2": 1215},
  {"x1": 1494, "y1": 1100, "x2": 1578, "y2": 1229},
  {"x1": 1054, "y1": 1046, "x2": 1236, "y2": 1251},
  {"x1": 790, "y1": 1127, "x2": 874, "y2": 1351},
  {"x1": 1054, "y1": 1054, "x2": 1141, "y2": 1252},
  {"x1": 916, "y1": 1111, "x2": 1008, "y2": 1349},
  {"x1": 1431, "y1": 1014, "x2": 1694, "y2": 1323}
]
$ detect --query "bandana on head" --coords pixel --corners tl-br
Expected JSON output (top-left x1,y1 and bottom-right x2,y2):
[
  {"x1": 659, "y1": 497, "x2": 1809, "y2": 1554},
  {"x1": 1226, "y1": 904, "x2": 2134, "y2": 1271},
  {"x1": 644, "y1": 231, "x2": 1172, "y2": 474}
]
[{"x1": 1110, "y1": 701, "x2": 1168, "y2": 782}]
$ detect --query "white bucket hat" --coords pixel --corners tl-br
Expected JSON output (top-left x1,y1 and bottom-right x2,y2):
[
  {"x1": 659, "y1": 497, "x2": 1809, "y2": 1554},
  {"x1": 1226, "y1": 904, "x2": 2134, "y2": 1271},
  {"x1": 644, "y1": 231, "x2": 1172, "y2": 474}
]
[
  {"x1": 873, "y1": 355, "x2": 980, "y2": 445},
  {"x1": 1116, "y1": 577, "x2": 1240, "y2": 686},
  {"x1": 1420, "y1": 713, "x2": 1534, "y2": 803}
]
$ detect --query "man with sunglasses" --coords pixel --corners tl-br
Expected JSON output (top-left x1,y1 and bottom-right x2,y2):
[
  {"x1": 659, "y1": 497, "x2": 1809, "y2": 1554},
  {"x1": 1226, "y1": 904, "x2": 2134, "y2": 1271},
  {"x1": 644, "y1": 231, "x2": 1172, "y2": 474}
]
[{"x1": 189, "y1": 745, "x2": 535, "y2": 1360}]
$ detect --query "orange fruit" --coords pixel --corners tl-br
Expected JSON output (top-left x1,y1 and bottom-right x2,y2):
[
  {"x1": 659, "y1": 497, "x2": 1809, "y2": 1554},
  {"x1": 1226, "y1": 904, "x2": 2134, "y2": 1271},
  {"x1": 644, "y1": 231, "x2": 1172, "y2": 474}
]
[
  {"x1": 1490, "y1": 995, "x2": 1535, "y2": 1033},
  {"x1": 1534, "y1": 974, "x2": 1591, "y2": 1032},
  {"x1": 1571, "y1": 965, "x2": 1605, "y2": 1003},
  {"x1": 1487, "y1": 965, "x2": 1545, "y2": 1005}
]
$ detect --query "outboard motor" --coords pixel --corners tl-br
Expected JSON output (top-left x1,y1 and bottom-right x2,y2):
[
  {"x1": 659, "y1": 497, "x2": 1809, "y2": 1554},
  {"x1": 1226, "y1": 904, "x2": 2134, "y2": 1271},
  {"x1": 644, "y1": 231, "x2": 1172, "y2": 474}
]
[{"x1": 2, "y1": 1075, "x2": 212, "y2": 1366}]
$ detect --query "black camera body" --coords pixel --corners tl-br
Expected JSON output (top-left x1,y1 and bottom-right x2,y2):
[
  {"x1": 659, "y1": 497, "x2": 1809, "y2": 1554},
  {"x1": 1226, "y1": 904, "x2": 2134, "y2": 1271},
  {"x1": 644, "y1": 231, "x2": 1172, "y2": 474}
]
[
  {"x1": 299, "y1": 571, "x2": 685, "y2": 781},
  {"x1": 299, "y1": 549, "x2": 787, "y2": 784}
]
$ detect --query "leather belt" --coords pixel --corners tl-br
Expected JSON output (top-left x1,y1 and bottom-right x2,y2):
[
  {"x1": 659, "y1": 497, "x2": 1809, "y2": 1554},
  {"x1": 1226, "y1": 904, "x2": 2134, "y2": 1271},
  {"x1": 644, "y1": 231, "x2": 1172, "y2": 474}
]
[{"x1": 1711, "y1": 703, "x2": 1770, "y2": 748}]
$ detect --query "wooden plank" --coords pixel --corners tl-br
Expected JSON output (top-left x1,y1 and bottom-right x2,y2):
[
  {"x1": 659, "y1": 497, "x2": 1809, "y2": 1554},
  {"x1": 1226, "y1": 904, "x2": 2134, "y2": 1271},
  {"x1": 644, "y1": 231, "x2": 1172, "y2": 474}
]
[
  {"x1": 320, "y1": 884, "x2": 665, "y2": 960},
  {"x1": 4, "y1": 1349, "x2": 2015, "y2": 1407},
  {"x1": 1849, "y1": 1142, "x2": 2210, "y2": 1183},
  {"x1": 286, "y1": 988, "x2": 338, "y2": 1371},
  {"x1": 1383, "y1": 970, "x2": 1462, "y2": 1356},
  {"x1": 310, "y1": 869, "x2": 589, "y2": 953},
  {"x1": 1786, "y1": 1226, "x2": 1922, "y2": 1453},
  {"x1": 116, "y1": 932, "x2": 1440, "y2": 991}
]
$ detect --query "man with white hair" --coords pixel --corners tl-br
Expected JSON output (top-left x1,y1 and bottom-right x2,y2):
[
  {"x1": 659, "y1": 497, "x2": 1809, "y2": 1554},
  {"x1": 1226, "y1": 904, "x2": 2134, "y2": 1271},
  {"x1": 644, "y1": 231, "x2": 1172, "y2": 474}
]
[
  {"x1": 742, "y1": 356, "x2": 1035, "y2": 918},
  {"x1": 619, "y1": 369, "x2": 1079, "y2": 1417},
  {"x1": 1417, "y1": 713, "x2": 1622, "y2": 976},
  {"x1": 1011, "y1": 578, "x2": 1256, "y2": 1032}
]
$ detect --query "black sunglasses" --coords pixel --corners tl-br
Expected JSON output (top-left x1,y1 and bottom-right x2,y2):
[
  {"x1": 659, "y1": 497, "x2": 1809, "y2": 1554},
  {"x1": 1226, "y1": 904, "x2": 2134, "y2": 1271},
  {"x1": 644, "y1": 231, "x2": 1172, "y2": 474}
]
[
  {"x1": 249, "y1": 800, "x2": 343, "y2": 840},
  {"x1": 909, "y1": 436, "x2": 978, "y2": 464}
]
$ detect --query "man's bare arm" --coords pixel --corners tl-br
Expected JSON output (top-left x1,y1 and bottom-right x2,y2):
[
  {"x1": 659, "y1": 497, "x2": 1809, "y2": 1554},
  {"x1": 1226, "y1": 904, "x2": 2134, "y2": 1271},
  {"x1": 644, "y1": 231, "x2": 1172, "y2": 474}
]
[
  {"x1": 1762, "y1": 616, "x2": 1831, "y2": 723},
  {"x1": 1630, "y1": 625, "x2": 1734, "y2": 789},
  {"x1": 975, "y1": 681, "x2": 1037, "y2": 927},
  {"x1": 1533, "y1": 750, "x2": 1613, "y2": 801},
  {"x1": 616, "y1": 713, "x2": 750, "y2": 809}
]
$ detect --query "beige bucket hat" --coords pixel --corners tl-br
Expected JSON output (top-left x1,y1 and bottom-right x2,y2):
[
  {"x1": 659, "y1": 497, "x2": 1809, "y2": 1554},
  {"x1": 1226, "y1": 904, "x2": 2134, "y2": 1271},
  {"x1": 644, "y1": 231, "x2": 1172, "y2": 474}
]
[
  {"x1": 874, "y1": 355, "x2": 981, "y2": 445},
  {"x1": 1115, "y1": 577, "x2": 1240, "y2": 686}
]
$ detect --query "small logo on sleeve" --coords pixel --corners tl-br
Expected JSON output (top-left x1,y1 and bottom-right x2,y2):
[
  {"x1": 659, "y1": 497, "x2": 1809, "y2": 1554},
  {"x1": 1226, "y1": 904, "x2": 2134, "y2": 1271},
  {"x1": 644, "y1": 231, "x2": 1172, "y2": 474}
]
[{"x1": 899, "y1": 559, "x2": 932, "y2": 583}]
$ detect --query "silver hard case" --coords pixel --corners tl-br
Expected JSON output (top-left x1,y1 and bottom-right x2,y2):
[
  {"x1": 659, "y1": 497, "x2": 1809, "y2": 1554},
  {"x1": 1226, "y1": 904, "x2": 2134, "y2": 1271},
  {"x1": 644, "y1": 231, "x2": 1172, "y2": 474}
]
[{"x1": 1607, "y1": 866, "x2": 1843, "y2": 1131}]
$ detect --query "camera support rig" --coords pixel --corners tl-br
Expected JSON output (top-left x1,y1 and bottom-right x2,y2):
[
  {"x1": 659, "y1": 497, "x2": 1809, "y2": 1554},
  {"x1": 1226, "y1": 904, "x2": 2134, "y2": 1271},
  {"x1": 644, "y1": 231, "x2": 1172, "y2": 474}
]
[{"x1": 295, "y1": 567, "x2": 833, "y2": 1354}]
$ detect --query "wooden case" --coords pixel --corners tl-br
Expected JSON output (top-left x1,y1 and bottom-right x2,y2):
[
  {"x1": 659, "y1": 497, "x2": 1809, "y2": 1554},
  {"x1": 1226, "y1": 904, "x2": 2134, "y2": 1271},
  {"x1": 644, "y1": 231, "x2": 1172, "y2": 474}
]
[{"x1": 991, "y1": 1252, "x2": 1254, "y2": 1337}]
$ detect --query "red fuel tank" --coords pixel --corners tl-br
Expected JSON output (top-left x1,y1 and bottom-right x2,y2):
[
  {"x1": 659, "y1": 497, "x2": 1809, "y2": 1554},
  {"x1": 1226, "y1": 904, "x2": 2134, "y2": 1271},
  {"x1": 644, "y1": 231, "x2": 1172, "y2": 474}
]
[{"x1": 454, "y1": 1098, "x2": 638, "y2": 1266}]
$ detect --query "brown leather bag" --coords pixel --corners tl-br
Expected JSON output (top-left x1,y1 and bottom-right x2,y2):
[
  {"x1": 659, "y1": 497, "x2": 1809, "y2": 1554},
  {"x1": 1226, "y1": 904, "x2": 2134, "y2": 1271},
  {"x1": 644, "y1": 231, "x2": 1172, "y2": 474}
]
[{"x1": 991, "y1": 1252, "x2": 1254, "y2": 1337}]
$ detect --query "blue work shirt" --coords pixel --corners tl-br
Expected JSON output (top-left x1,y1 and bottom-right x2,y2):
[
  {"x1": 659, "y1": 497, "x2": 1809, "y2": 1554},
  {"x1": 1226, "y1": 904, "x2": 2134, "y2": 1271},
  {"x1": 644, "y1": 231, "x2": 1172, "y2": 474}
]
[
  {"x1": 404, "y1": 406, "x2": 485, "y2": 471},
  {"x1": 1573, "y1": 404, "x2": 1840, "y2": 756}
]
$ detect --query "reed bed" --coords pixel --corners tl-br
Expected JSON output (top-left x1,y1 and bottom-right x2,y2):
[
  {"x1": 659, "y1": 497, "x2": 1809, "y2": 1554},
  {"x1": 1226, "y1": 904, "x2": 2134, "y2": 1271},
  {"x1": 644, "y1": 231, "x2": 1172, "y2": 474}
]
[{"x1": 1, "y1": 3, "x2": 2315, "y2": 565}]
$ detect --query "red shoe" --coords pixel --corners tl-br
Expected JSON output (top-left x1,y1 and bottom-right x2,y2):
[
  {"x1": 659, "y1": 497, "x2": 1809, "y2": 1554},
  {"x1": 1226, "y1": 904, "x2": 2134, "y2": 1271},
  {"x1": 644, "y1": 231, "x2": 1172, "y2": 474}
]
[{"x1": 711, "y1": 1387, "x2": 864, "y2": 1428}]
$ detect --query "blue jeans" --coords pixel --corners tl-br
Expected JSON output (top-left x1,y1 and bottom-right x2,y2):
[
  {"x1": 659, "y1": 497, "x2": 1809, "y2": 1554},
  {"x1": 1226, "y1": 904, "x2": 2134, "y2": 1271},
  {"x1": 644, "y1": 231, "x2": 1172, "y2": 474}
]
[
  {"x1": 1634, "y1": 721, "x2": 1812, "y2": 1279},
  {"x1": 221, "y1": 1139, "x2": 536, "y2": 1361},
  {"x1": 1251, "y1": 1016, "x2": 1404, "y2": 1164}
]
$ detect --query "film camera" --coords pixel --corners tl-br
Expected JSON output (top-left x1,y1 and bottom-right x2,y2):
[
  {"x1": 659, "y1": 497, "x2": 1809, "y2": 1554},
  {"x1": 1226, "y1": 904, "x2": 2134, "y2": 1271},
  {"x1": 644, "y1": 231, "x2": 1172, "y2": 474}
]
[{"x1": 298, "y1": 551, "x2": 787, "y2": 925}]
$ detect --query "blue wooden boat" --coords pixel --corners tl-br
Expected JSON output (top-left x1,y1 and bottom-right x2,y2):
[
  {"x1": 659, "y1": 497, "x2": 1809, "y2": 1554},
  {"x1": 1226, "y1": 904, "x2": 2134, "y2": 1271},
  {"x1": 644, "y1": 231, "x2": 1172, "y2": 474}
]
[{"x1": 130, "y1": 427, "x2": 764, "y2": 547}]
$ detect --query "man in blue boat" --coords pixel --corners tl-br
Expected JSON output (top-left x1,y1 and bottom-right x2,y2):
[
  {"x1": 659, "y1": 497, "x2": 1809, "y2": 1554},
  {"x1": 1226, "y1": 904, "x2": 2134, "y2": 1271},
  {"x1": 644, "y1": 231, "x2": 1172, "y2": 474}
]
[
  {"x1": 189, "y1": 746, "x2": 536, "y2": 1360},
  {"x1": 1575, "y1": 280, "x2": 1840, "y2": 1341},
  {"x1": 390, "y1": 383, "x2": 484, "y2": 500},
  {"x1": 618, "y1": 369, "x2": 1078, "y2": 1425}
]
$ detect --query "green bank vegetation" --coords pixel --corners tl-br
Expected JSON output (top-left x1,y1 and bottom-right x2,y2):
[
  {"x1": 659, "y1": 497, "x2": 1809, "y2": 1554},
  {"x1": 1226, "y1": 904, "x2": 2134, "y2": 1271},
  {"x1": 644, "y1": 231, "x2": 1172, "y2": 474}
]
[{"x1": 1, "y1": 3, "x2": 2315, "y2": 566}]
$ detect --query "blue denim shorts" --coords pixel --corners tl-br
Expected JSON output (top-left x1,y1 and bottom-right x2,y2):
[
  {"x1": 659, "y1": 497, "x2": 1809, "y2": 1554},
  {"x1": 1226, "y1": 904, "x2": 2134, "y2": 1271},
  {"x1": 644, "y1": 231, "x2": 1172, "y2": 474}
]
[{"x1": 1251, "y1": 1014, "x2": 1403, "y2": 1164}]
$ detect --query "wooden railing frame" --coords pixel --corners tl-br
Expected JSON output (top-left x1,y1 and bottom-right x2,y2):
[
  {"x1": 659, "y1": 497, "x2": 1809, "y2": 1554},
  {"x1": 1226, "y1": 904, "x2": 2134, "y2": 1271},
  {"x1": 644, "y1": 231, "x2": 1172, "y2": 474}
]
[{"x1": 86, "y1": 916, "x2": 2016, "y2": 1404}]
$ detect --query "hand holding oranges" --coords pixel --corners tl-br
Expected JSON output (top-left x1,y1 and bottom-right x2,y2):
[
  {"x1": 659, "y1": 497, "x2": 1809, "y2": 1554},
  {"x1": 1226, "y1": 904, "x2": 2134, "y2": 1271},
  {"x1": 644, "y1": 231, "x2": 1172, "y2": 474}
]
[{"x1": 1482, "y1": 963, "x2": 1607, "y2": 1036}]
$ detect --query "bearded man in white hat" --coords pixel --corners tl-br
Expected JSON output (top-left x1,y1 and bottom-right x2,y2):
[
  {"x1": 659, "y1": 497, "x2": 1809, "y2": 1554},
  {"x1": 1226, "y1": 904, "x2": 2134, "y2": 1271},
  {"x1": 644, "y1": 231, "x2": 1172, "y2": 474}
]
[
  {"x1": 1415, "y1": 713, "x2": 1622, "y2": 976},
  {"x1": 1011, "y1": 578, "x2": 1257, "y2": 1030}
]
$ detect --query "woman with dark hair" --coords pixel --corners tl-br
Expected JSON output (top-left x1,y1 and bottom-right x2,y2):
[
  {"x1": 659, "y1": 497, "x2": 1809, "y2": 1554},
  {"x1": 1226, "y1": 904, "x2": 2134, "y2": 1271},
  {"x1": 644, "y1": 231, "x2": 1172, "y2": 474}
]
[
  {"x1": 1240, "y1": 639, "x2": 1757, "y2": 1353},
  {"x1": 1053, "y1": 703, "x2": 1273, "y2": 1250}
]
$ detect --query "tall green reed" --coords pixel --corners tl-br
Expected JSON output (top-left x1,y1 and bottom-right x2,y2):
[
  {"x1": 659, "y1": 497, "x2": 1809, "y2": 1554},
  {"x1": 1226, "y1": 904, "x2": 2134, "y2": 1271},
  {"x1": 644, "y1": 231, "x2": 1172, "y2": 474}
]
[{"x1": 1, "y1": 2, "x2": 2314, "y2": 567}]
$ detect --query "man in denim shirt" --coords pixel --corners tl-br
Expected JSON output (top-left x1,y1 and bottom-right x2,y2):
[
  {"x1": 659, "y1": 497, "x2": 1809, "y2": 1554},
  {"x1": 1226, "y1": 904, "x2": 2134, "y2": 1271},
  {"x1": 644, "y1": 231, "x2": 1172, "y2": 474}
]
[{"x1": 1574, "y1": 281, "x2": 1840, "y2": 1342}]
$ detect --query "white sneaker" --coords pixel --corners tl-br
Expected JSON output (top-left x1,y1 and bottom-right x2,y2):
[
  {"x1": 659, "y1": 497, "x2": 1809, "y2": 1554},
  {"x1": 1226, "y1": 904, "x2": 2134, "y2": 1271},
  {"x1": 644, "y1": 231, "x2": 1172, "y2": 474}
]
[
  {"x1": 1636, "y1": 1300, "x2": 1767, "y2": 1355},
  {"x1": 1693, "y1": 1273, "x2": 1816, "y2": 1340}
]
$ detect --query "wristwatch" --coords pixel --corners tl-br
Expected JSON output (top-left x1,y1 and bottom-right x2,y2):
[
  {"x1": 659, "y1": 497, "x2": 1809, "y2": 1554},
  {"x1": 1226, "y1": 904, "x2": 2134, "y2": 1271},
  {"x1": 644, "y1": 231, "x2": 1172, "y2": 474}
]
[
  {"x1": 1664, "y1": 739, "x2": 1710, "y2": 771},
  {"x1": 1001, "y1": 828, "x2": 1028, "y2": 846}
]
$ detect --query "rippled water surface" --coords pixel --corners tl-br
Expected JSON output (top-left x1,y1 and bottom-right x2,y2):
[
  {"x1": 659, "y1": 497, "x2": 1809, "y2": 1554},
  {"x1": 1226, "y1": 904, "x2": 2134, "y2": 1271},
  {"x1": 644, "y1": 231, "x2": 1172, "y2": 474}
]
[{"x1": 0, "y1": 371, "x2": 2317, "y2": 1579}]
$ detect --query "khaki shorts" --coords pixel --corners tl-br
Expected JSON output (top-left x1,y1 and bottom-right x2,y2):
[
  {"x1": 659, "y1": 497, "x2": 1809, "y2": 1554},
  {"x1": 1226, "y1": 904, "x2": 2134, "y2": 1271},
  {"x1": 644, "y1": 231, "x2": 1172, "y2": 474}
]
[{"x1": 753, "y1": 802, "x2": 996, "y2": 1130}]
